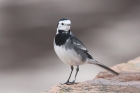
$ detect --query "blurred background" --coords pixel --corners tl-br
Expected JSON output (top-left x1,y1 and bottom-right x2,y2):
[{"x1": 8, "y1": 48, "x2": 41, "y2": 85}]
[{"x1": 0, "y1": 0, "x2": 140, "y2": 93}]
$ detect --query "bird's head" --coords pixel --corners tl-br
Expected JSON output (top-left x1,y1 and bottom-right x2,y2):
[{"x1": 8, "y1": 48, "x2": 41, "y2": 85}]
[{"x1": 57, "y1": 18, "x2": 71, "y2": 32}]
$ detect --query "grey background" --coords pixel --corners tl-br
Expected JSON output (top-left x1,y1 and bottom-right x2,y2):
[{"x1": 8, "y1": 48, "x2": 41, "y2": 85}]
[{"x1": 0, "y1": 0, "x2": 140, "y2": 93}]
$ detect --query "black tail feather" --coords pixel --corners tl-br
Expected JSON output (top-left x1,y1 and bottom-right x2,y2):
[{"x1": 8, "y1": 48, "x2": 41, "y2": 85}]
[
  {"x1": 89, "y1": 60, "x2": 119, "y2": 75},
  {"x1": 96, "y1": 63, "x2": 119, "y2": 75}
]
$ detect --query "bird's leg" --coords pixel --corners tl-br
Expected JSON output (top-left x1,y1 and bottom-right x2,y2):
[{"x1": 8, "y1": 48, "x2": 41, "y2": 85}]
[
  {"x1": 72, "y1": 65, "x2": 79, "y2": 84},
  {"x1": 64, "y1": 66, "x2": 74, "y2": 84}
]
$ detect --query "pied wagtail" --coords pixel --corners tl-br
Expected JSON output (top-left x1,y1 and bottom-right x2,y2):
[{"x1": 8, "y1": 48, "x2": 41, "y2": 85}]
[{"x1": 54, "y1": 18, "x2": 119, "y2": 85}]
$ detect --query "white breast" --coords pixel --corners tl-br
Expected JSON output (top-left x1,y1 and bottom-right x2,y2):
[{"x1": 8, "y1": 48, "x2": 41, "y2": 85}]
[{"x1": 54, "y1": 45, "x2": 84, "y2": 66}]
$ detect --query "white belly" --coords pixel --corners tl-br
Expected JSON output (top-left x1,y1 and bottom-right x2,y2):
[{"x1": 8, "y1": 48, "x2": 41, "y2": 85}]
[{"x1": 54, "y1": 45, "x2": 84, "y2": 66}]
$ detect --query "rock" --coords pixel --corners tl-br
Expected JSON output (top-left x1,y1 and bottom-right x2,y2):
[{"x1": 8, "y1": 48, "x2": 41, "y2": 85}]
[{"x1": 43, "y1": 57, "x2": 140, "y2": 93}]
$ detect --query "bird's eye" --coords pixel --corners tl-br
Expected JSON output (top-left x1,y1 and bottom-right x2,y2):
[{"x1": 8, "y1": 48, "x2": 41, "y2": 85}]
[{"x1": 61, "y1": 23, "x2": 64, "y2": 25}]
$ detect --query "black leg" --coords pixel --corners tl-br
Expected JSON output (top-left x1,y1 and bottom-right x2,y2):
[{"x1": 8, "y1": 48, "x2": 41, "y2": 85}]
[
  {"x1": 64, "y1": 66, "x2": 74, "y2": 84},
  {"x1": 72, "y1": 65, "x2": 79, "y2": 84}
]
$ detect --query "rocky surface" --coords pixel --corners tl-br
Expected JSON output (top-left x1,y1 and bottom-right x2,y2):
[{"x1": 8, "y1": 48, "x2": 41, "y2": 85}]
[{"x1": 42, "y1": 57, "x2": 140, "y2": 93}]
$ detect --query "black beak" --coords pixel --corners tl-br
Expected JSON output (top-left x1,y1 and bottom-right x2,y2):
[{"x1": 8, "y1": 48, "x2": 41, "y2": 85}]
[{"x1": 66, "y1": 24, "x2": 71, "y2": 26}]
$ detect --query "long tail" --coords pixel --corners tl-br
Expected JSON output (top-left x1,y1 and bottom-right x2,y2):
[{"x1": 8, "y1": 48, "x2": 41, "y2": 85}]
[{"x1": 88, "y1": 60, "x2": 119, "y2": 75}]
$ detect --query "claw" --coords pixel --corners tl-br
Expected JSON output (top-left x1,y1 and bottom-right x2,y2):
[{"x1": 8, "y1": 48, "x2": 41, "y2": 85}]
[{"x1": 62, "y1": 81, "x2": 77, "y2": 85}]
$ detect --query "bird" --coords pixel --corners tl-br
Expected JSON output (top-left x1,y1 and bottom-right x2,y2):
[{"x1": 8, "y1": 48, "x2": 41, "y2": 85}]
[{"x1": 54, "y1": 18, "x2": 119, "y2": 85}]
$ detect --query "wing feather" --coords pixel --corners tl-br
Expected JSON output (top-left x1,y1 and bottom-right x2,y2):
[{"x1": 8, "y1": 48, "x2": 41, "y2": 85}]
[{"x1": 69, "y1": 36, "x2": 93, "y2": 60}]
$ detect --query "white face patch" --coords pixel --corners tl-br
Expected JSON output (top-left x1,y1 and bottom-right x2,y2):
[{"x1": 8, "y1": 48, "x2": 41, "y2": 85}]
[{"x1": 57, "y1": 20, "x2": 71, "y2": 33}]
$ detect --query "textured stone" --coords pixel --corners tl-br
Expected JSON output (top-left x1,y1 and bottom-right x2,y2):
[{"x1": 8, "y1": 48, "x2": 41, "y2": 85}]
[{"x1": 42, "y1": 57, "x2": 140, "y2": 93}]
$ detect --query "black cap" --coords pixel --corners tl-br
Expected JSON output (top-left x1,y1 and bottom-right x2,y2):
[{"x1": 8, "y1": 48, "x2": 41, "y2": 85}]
[{"x1": 59, "y1": 18, "x2": 69, "y2": 21}]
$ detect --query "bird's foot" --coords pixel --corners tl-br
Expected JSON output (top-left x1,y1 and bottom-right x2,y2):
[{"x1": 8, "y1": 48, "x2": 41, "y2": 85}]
[{"x1": 62, "y1": 81, "x2": 77, "y2": 85}]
